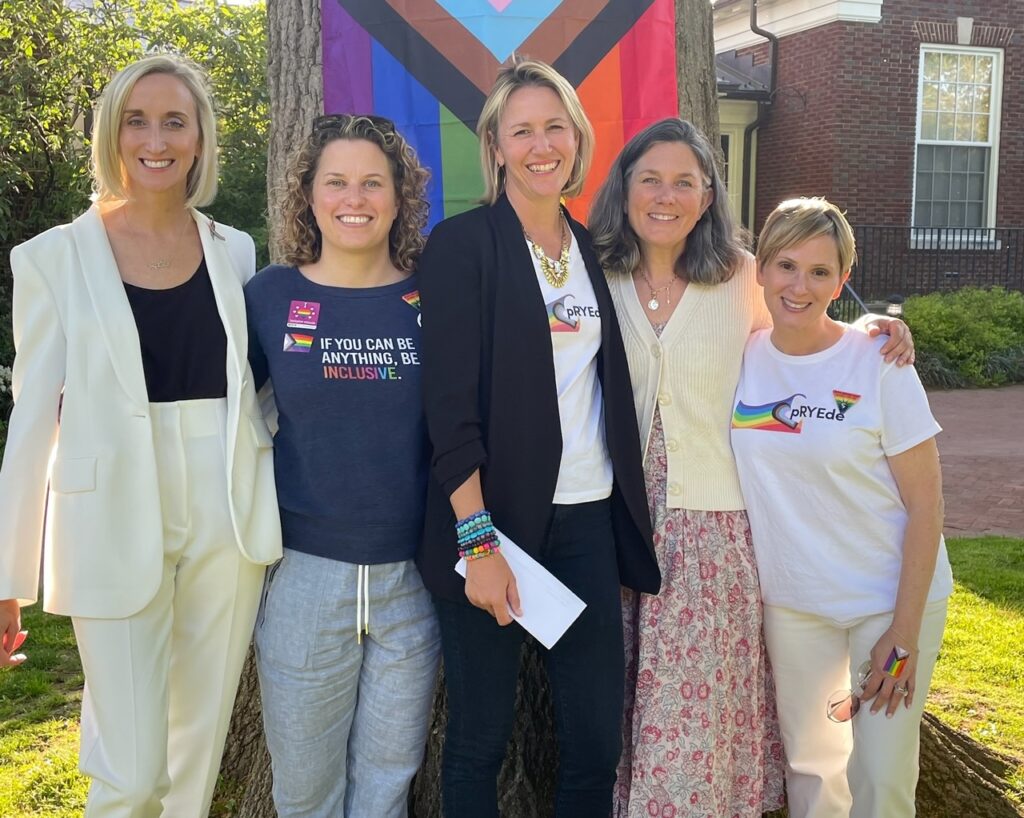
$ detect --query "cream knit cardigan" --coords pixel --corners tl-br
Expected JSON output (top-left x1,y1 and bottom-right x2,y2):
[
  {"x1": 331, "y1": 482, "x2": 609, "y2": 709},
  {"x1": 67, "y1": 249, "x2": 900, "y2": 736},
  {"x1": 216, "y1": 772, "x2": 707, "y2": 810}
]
[{"x1": 607, "y1": 252, "x2": 770, "y2": 511}]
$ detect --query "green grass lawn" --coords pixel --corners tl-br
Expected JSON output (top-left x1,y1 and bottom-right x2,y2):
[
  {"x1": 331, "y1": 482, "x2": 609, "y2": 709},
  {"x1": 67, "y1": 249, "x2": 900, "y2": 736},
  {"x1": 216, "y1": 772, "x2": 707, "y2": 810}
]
[{"x1": 1, "y1": 536, "x2": 1021, "y2": 815}]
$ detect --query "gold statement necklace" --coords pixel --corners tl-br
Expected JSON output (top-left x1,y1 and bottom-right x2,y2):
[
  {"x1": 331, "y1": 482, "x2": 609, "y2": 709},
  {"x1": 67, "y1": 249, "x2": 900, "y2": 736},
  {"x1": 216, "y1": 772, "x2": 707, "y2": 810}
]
[{"x1": 524, "y1": 217, "x2": 570, "y2": 288}]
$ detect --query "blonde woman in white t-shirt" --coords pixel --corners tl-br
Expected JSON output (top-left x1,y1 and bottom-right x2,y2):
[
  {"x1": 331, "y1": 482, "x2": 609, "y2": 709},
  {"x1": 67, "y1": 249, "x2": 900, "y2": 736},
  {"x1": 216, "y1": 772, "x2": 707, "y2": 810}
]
[
  {"x1": 731, "y1": 197, "x2": 952, "y2": 818},
  {"x1": 590, "y1": 120, "x2": 916, "y2": 818}
]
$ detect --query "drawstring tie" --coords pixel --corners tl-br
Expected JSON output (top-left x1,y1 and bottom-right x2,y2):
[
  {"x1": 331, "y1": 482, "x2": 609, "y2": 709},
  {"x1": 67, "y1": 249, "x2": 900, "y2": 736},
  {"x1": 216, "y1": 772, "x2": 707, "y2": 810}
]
[{"x1": 355, "y1": 564, "x2": 370, "y2": 643}]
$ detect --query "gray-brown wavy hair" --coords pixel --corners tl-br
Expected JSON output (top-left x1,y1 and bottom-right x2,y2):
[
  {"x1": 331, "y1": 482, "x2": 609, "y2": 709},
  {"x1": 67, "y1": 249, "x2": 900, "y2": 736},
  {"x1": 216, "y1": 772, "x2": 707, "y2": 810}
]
[
  {"x1": 590, "y1": 118, "x2": 746, "y2": 285},
  {"x1": 272, "y1": 114, "x2": 430, "y2": 271}
]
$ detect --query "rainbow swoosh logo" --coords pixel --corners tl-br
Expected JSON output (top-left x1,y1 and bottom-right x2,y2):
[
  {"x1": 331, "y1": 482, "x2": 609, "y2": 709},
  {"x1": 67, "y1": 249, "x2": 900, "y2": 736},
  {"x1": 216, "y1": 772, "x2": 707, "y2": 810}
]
[
  {"x1": 283, "y1": 333, "x2": 314, "y2": 353},
  {"x1": 546, "y1": 295, "x2": 579, "y2": 333},
  {"x1": 732, "y1": 394, "x2": 805, "y2": 434},
  {"x1": 833, "y1": 389, "x2": 861, "y2": 413}
]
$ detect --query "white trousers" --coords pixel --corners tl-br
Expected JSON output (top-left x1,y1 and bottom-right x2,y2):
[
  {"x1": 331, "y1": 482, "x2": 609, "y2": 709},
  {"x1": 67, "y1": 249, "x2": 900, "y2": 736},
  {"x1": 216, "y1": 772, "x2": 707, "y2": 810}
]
[
  {"x1": 764, "y1": 598, "x2": 947, "y2": 818},
  {"x1": 72, "y1": 399, "x2": 265, "y2": 818}
]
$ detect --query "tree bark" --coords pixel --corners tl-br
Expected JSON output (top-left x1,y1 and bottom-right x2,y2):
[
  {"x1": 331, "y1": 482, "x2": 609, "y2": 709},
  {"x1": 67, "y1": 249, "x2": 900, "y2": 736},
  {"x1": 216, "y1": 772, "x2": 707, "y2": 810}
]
[{"x1": 675, "y1": 0, "x2": 721, "y2": 155}]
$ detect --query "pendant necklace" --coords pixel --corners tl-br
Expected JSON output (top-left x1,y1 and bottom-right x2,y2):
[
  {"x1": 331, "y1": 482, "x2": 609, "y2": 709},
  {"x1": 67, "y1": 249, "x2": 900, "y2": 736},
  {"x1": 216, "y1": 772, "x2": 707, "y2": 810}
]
[
  {"x1": 640, "y1": 268, "x2": 675, "y2": 311},
  {"x1": 123, "y1": 207, "x2": 191, "y2": 271},
  {"x1": 524, "y1": 217, "x2": 570, "y2": 288}
]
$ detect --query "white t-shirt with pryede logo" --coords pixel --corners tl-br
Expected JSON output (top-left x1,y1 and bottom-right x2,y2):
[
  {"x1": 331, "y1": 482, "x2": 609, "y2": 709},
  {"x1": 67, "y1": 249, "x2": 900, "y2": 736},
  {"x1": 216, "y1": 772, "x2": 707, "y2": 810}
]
[
  {"x1": 730, "y1": 326, "x2": 953, "y2": 622},
  {"x1": 527, "y1": 232, "x2": 613, "y2": 504}
]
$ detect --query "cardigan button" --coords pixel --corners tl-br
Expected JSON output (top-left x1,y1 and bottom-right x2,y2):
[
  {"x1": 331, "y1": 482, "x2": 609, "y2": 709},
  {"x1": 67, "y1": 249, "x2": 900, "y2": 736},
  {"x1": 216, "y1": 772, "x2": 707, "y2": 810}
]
[
  {"x1": 658, "y1": 392, "x2": 672, "y2": 406},
  {"x1": 651, "y1": 345, "x2": 661, "y2": 358},
  {"x1": 666, "y1": 438, "x2": 679, "y2": 452},
  {"x1": 668, "y1": 482, "x2": 681, "y2": 496}
]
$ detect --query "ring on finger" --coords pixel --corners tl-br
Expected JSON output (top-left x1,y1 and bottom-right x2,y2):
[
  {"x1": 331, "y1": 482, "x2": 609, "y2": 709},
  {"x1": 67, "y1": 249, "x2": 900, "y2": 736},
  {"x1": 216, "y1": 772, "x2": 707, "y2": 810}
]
[{"x1": 894, "y1": 683, "x2": 908, "y2": 695}]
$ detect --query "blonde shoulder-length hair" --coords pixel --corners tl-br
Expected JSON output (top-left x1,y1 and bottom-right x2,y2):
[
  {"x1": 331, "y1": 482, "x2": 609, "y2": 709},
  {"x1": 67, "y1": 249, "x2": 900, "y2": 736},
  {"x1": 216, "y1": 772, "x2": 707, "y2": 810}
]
[
  {"x1": 91, "y1": 54, "x2": 219, "y2": 208},
  {"x1": 476, "y1": 58, "x2": 594, "y2": 204}
]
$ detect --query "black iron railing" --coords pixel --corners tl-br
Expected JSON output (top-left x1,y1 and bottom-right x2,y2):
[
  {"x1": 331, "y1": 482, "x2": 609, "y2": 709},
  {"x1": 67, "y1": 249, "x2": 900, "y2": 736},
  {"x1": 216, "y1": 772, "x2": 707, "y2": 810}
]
[{"x1": 848, "y1": 225, "x2": 1024, "y2": 301}]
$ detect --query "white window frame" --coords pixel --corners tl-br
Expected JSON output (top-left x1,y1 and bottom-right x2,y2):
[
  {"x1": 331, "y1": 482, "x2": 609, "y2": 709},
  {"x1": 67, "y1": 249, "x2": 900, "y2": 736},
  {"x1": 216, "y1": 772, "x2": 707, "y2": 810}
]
[{"x1": 911, "y1": 43, "x2": 1003, "y2": 248}]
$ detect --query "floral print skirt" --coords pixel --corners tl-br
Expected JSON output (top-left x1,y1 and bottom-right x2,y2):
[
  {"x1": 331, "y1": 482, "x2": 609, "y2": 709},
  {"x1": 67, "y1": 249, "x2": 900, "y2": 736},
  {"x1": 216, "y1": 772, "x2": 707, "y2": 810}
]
[{"x1": 614, "y1": 408, "x2": 786, "y2": 818}]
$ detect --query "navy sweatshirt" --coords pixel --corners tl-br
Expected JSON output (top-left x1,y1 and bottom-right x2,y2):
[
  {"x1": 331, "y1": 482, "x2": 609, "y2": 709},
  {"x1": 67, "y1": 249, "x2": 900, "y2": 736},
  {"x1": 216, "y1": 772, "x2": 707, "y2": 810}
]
[{"x1": 245, "y1": 264, "x2": 427, "y2": 564}]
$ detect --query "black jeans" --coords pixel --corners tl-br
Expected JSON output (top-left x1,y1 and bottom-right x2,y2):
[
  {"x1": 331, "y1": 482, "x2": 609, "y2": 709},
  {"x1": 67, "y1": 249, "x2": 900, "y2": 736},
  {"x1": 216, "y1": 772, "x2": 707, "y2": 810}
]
[{"x1": 434, "y1": 498, "x2": 624, "y2": 818}]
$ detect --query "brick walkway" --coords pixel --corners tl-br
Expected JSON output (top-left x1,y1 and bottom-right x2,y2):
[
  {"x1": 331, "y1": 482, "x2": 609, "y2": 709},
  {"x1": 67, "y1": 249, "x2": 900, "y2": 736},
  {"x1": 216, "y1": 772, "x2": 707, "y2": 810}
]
[{"x1": 928, "y1": 385, "x2": 1024, "y2": 539}]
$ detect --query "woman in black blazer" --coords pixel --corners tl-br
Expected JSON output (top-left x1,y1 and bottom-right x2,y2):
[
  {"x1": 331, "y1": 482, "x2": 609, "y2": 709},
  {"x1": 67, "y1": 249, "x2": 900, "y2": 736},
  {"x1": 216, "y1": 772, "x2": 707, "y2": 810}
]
[{"x1": 418, "y1": 58, "x2": 660, "y2": 817}]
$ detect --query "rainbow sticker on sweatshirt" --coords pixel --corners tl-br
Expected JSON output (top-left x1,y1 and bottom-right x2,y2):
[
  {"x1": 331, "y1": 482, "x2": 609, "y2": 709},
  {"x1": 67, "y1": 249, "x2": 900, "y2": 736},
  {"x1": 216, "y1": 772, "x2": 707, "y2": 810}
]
[
  {"x1": 402, "y1": 290, "x2": 420, "y2": 311},
  {"x1": 287, "y1": 300, "x2": 320, "y2": 330},
  {"x1": 732, "y1": 394, "x2": 804, "y2": 434},
  {"x1": 833, "y1": 389, "x2": 861, "y2": 413},
  {"x1": 283, "y1": 333, "x2": 314, "y2": 353}
]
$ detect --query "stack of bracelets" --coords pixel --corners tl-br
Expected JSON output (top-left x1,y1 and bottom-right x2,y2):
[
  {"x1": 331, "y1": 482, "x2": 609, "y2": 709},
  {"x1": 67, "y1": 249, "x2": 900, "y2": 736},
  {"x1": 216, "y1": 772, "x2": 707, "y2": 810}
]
[{"x1": 456, "y1": 510, "x2": 501, "y2": 561}]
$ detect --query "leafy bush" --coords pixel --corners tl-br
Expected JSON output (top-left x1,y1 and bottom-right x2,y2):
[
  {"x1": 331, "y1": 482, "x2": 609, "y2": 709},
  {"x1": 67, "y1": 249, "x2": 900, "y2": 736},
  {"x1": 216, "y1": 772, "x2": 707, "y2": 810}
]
[{"x1": 905, "y1": 287, "x2": 1024, "y2": 387}]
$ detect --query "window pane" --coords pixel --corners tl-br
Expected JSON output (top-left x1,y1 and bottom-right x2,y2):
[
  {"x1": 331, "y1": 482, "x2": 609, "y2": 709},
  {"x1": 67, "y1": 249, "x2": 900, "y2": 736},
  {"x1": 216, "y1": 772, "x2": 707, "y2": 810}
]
[
  {"x1": 923, "y1": 52, "x2": 940, "y2": 81},
  {"x1": 955, "y1": 114, "x2": 973, "y2": 141},
  {"x1": 956, "y1": 84, "x2": 972, "y2": 113},
  {"x1": 958, "y1": 54, "x2": 976, "y2": 83},
  {"x1": 922, "y1": 82, "x2": 938, "y2": 111},
  {"x1": 966, "y1": 203, "x2": 983, "y2": 227},
  {"x1": 914, "y1": 203, "x2": 931, "y2": 227},
  {"x1": 967, "y1": 173, "x2": 984, "y2": 200},
  {"x1": 933, "y1": 202, "x2": 949, "y2": 224},
  {"x1": 933, "y1": 173, "x2": 950, "y2": 199},
  {"x1": 941, "y1": 53, "x2": 958, "y2": 82},
  {"x1": 949, "y1": 202, "x2": 966, "y2": 226},
  {"x1": 916, "y1": 172, "x2": 932, "y2": 198},
  {"x1": 939, "y1": 82, "x2": 956, "y2": 112},
  {"x1": 920, "y1": 112, "x2": 938, "y2": 139},
  {"x1": 973, "y1": 114, "x2": 989, "y2": 141},
  {"x1": 976, "y1": 84, "x2": 991, "y2": 114},
  {"x1": 951, "y1": 150, "x2": 969, "y2": 172},
  {"x1": 951, "y1": 173, "x2": 967, "y2": 199},
  {"x1": 934, "y1": 145, "x2": 952, "y2": 171},
  {"x1": 976, "y1": 56, "x2": 993, "y2": 84},
  {"x1": 968, "y1": 146, "x2": 987, "y2": 172},
  {"x1": 938, "y1": 112, "x2": 956, "y2": 140},
  {"x1": 918, "y1": 145, "x2": 934, "y2": 170}
]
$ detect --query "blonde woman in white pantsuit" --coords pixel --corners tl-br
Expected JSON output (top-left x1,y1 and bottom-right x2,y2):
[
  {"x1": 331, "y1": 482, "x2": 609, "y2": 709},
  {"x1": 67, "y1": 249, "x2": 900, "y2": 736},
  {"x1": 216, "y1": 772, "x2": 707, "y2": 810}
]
[{"x1": 0, "y1": 55, "x2": 281, "y2": 817}]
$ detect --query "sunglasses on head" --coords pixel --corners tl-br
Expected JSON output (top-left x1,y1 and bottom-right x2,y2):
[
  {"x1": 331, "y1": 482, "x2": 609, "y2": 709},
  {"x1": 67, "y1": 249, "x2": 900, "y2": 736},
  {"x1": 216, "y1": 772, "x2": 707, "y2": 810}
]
[{"x1": 312, "y1": 113, "x2": 397, "y2": 134}]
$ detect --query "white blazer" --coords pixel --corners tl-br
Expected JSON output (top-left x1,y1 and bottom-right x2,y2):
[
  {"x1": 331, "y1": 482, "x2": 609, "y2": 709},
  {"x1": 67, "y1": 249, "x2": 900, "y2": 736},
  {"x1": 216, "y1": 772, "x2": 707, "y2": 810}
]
[{"x1": 0, "y1": 206, "x2": 282, "y2": 619}]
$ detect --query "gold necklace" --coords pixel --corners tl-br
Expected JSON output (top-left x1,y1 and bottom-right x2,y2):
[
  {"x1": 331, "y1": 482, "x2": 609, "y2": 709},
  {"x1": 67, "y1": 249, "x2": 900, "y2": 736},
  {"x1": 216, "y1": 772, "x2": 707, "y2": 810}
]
[
  {"x1": 122, "y1": 207, "x2": 191, "y2": 271},
  {"x1": 640, "y1": 268, "x2": 677, "y2": 310},
  {"x1": 524, "y1": 218, "x2": 570, "y2": 288}
]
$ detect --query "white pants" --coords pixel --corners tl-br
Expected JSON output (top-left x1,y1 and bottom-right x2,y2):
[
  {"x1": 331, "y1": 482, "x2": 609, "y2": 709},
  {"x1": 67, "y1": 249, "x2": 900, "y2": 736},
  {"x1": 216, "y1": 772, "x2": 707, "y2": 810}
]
[
  {"x1": 72, "y1": 399, "x2": 265, "y2": 818},
  {"x1": 764, "y1": 598, "x2": 948, "y2": 818}
]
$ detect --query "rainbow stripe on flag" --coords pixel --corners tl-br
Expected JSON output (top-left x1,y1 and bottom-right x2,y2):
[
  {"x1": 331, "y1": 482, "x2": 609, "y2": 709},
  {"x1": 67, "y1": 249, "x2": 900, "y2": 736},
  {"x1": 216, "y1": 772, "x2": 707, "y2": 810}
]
[
  {"x1": 732, "y1": 397, "x2": 803, "y2": 434},
  {"x1": 284, "y1": 333, "x2": 314, "y2": 353},
  {"x1": 323, "y1": 0, "x2": 678, "y2": 227},
  {"x1": 402, "y1": 290, "x2": 421, "y2": 311}
]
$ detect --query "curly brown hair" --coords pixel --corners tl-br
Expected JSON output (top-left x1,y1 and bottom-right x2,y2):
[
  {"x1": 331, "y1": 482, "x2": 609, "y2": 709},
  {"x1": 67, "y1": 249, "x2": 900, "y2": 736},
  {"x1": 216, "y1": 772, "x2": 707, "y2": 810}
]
[{"x1": 272, "y1": 114, "x2": 430, "y2": 271}]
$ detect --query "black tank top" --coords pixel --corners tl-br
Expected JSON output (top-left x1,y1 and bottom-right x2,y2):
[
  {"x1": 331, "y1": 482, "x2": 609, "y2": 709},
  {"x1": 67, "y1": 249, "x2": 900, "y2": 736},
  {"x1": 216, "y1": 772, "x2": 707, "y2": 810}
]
[{"x1": 123, "y1": 258, "x2": 228, "y2": 402}]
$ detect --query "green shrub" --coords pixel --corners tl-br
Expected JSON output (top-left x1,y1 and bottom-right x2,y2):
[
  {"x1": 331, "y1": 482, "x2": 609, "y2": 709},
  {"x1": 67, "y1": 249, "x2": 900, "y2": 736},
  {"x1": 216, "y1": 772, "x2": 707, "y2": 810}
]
[{"x1": 904, "y1": 287, "x2": 1024, "y2": 387}]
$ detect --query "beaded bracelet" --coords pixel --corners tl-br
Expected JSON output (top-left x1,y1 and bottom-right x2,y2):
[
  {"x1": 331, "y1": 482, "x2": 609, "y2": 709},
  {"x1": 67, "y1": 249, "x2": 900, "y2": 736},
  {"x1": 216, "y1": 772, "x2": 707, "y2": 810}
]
[{"x1": 456, "y1": 510, "x2": 501, "y2": 561}]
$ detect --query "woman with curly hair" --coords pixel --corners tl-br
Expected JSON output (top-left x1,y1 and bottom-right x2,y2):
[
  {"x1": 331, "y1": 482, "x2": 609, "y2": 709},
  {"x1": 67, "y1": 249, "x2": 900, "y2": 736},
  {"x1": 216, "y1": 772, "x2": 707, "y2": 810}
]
[{"x1": 245, "y1": 114, "x2": 439, "y2": 817}]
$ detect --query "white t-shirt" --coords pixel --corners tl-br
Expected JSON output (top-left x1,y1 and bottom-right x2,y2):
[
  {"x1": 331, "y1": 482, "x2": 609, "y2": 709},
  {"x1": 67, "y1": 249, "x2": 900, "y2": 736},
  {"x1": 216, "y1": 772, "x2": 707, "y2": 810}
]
[
  {"x1": 730, "y1": 327, "x2": 953, "y2": 622},
  {"x1": 527, "y1": 232, "x2": 613, "y2": 503}
]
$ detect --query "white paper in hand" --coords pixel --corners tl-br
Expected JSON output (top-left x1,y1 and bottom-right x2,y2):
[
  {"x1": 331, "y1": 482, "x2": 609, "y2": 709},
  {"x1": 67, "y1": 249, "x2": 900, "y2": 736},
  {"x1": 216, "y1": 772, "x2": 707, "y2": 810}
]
[{"x1": 455, "y1": 528, "x2": 586, "y2": 649}]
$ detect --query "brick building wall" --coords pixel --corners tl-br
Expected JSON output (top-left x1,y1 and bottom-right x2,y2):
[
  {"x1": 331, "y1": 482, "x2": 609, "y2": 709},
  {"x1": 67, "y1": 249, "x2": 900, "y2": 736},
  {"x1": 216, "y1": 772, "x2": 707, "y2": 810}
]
[{"x1": 747, "y1": 1, "x2": 1024, "y2": 234}]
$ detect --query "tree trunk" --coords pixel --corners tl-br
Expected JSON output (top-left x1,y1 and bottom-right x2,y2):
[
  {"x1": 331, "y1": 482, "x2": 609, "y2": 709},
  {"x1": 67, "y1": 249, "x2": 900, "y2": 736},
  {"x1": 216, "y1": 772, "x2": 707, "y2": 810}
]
[
  {"x1": 215, "y1": 2, "x2": 1023, "y2": 816},
  {"x1": 675, "y1": 0, "x2": 720, "y2": 152}
]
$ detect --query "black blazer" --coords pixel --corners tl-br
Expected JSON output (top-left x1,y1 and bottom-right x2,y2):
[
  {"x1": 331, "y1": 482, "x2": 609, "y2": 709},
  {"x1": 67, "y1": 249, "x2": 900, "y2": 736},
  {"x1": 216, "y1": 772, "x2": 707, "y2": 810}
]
[{"x1": 417, "y1": 194, "x2": 660, "y2": 601}]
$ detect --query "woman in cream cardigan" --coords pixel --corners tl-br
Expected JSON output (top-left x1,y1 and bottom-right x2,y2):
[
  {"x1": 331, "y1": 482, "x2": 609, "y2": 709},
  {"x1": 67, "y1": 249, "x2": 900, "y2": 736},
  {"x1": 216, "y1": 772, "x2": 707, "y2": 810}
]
[
  {"x1": 589, "y1": 118, "x2": 914, "y2": 818},
  {"x1": 0, "y1": 55, "x2": 280, "y2": 816}
]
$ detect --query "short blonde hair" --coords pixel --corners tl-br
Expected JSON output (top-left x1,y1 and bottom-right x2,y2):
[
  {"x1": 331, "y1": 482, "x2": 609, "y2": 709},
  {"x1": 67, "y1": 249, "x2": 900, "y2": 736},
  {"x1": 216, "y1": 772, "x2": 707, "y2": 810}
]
[
  {"x1": 91, "y1": 54, "x2": 219, "y2": 207},
  {"x1": 757, "y1": 197, "x2": 858, "y2": 274},
  {"x1": 477, "y1": 57, "x2": 594, "y2": 204},
  {"x1": 272, "y1": 114, "x2": 429, "y2": 272}
]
